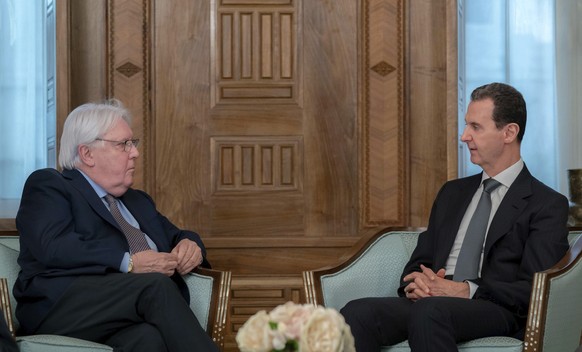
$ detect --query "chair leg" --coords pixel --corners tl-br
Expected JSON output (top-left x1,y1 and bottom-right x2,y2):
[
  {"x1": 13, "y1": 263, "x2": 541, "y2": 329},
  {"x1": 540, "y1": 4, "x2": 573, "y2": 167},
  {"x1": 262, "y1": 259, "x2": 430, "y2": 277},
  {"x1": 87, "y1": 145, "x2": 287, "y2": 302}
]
[{"x1": 0, "y1": 278, "x2": 15, "y2": 338}]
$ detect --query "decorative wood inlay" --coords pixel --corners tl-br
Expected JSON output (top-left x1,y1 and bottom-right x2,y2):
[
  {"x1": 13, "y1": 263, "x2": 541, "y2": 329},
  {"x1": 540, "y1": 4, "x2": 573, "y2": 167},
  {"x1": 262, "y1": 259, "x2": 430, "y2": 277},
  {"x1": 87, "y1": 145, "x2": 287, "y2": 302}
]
[
  {"x1": 371, "y1": 60, "x2": 396, "y2": 76},
  {"x1": 106, "y1": 0, "x2": 151, "y2": 192},
  {"x1": 221, "y1": 0, "x2": 294, "y2": 5},
  {"x1": 212, "y1": 0, "x2": 301, "y2": 106},
  {"x1": 360, "y1": 0, "x2": 406, "y2": 226},
  {"x1": 116, "y1": 61, "x2": 142, "y2": 78},
  {"x1": 241, "y1": 13, "x2": 253, "y2": 79},
  {"x1": 211, "y1": 136, "x2": 302, "y2": 193},
  {"x1": 221, "y1": 13, "x2": 234, "y2": 79},
  {"x1": 221, "y1": 85, "x2": 293, "y2": 99}
]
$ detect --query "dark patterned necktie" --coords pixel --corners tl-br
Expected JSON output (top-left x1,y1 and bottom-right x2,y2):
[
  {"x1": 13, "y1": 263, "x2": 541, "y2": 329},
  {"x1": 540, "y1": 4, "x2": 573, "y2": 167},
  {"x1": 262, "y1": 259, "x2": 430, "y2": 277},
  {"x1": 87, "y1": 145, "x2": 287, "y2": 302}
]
[
  {"x1": 453, "y1": 178, "x2": 502, "y2": 281},
  {"x1": 104, "y1": 194, "x2": 151, "y2": 254}
]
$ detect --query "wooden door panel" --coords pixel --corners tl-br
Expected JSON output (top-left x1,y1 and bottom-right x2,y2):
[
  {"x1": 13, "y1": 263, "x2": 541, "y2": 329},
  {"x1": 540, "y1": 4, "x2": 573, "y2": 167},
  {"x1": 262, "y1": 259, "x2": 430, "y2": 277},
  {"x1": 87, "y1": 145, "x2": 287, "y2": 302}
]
[
  {"x1": 212, "y1": 1, "x2": 302, "y2": 107},
  {"x1": 152, "y1": 0, "x2": 213, "y2": 232},
  {"x1": 152, "y1": 0, "x2": 366, "y2": 244},
  {"x1": 142, "y1": 0, "x2": 409, "y2": 274}
]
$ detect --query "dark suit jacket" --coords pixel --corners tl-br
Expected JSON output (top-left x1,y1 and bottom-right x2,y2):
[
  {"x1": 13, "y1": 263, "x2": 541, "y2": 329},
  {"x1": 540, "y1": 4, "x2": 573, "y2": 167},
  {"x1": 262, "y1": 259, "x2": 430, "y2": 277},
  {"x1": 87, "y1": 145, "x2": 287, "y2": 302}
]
[
  {"x1": 398, "y1": 166, "x2": 569, "y2": 319},
  {"x1": 14, "y1": 168, "x2": 209, "y2": 334}
]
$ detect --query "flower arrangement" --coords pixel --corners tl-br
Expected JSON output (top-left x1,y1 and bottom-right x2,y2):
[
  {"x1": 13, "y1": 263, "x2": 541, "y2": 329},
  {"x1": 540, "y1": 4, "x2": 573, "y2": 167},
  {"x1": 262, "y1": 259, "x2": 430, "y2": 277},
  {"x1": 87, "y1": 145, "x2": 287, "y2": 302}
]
[{"x1": 236, "y1": 301, "x2": 355, "y2": 352}]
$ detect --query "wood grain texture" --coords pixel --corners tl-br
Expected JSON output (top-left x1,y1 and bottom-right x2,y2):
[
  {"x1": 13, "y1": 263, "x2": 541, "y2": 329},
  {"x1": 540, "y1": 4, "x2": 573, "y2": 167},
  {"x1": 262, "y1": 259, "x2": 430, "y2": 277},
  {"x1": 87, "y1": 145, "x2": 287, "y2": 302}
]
[
  {"x1": 360, "y1": 0, "x2": 406, "y2": 227},
  {"x1": 226, "y1": 275, "x2": 304, "y2": 351},
  {"x1": 107, "y1": 0, "x2": 150, "y2": 190},
  {"x1": 408, "y1": 0, "x2": 456, "y2": 226}
]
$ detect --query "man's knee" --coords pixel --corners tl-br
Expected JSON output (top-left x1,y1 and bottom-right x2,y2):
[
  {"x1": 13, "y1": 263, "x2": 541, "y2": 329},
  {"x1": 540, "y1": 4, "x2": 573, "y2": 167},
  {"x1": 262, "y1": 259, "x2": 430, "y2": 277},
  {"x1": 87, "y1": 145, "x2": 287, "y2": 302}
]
[
  {"x1": 340, "y1": 299, "x2": 377, "y2": 328},
  {"x1": 341, "y1": 299, "x2": 366, "y2": 321},
  {"x1": 136, "y1": 273, "x2": 179, "y2": 295},
  {"x1": 108, "y1": 323, "x2": 167, "y2": 352},
  {"x1": 139, "y1": 272, "x2": 174, "y2": 285},
  {"x1": 133, "y1": 273, "x2": 185, "y2": 309},
  {"x1": 409, "y1": 298, "x2": 451, "y2": 327}
]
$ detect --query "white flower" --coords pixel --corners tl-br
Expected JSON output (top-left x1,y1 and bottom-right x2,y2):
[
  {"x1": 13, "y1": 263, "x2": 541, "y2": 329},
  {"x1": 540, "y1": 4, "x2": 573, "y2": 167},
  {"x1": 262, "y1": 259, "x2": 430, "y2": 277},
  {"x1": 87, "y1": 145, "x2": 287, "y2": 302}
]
[
  {"x1": 299, "y1": 306, "x2": 355, "y2": 352},
  {"x1": 236, "y1": 302, "x2": 355, "y2": 352},
  {"x1": 236, "y1": 310, "x2": 273, "y2": 352},
  {"x1": 269, "y1": 301, "x2": 315, "y2": 340},
  {"x1": 340, "y1": 324, "x2": 356, "y2": 352},
  {"x1": 270, "y1": 321, "x2": 288, "y2": 350}
]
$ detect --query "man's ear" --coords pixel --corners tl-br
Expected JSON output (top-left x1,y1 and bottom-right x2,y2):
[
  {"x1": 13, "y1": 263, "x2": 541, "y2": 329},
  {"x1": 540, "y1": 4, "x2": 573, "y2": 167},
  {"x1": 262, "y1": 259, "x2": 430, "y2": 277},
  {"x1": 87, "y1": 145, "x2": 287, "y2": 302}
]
[
  {"x1": 504, "y1": 123, "x2": 519, "y2": 143},
  {"x1": 78, "y1": 144, "x2": 95, "y2": 167}
]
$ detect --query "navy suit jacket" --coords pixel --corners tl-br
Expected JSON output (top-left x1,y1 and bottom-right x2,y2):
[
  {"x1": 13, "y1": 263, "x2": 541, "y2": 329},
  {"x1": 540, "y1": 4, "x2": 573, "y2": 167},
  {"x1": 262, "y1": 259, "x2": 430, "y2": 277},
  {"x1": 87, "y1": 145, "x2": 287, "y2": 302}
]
[
  {"x1": 399, "y1": 166, "x2": 569, "y2": 319},
  {"x1": 14, "y1": 168, "x2": 209, "y2": 334}
]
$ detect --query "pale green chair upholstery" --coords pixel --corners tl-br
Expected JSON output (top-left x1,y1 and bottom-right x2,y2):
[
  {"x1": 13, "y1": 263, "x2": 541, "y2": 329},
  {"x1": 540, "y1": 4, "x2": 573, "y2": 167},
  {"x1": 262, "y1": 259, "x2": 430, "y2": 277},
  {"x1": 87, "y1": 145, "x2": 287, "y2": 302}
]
[
  {"x1": 0, "y1": 236, "x2": 231, "y2": 352},
  {"x1": 303, "y1": 228, "x2": 582, "y2": 352}
]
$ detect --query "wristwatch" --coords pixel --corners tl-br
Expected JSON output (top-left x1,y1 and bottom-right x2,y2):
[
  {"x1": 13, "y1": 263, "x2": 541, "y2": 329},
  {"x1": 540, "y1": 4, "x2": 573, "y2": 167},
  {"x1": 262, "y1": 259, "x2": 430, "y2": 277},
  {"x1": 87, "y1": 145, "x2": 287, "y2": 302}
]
[{"x1": 128, "y1": 256, "x2": 134, "y2": 273}]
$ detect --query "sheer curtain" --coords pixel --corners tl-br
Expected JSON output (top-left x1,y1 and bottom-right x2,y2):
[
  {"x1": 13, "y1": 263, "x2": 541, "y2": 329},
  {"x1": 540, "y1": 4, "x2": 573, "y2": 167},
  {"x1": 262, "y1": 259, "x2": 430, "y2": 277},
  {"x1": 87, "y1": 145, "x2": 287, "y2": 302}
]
[
  {"x1": 0, "y1": 0, "x2": 53, "y2": 217},
  {"x1": 459, "y1": 0, "x2": 558, "y2": 191},
  {"x1": 555, "y1": 0, "x2": 582, "y2": 196}
]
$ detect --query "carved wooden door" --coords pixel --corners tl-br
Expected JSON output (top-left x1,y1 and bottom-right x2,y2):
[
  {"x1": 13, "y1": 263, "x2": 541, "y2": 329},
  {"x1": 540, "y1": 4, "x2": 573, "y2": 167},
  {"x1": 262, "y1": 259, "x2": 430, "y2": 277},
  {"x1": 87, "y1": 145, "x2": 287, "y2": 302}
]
[{"x1": 149, "y1": 0, "x2": 405, "y2": 274}]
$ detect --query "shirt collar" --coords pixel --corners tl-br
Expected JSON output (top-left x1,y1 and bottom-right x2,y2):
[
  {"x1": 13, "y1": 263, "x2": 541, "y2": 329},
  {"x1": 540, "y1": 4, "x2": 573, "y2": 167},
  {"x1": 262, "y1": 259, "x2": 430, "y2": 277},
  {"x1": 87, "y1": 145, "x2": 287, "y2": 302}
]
[
  {"x1": 76, "y1": 169, "x2": 109, "y2": 199},
  {"x1": 482, "y1": 158, "x2": 524, "y2": 189}
]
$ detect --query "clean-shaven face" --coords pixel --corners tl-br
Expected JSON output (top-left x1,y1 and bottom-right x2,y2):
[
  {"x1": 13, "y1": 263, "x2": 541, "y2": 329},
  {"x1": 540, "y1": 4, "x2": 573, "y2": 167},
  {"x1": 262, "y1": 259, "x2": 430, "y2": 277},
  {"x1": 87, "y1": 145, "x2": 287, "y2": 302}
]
[{"x1": 460, "y1": 98, "x2": 507, "y2": 173}]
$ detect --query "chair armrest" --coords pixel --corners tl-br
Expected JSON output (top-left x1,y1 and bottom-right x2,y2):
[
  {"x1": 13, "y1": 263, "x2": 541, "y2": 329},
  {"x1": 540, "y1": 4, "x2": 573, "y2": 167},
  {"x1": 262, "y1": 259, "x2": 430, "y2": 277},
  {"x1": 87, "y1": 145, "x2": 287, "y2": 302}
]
[
  {"x1": 1, "y1": 277, "x2": 15, "y2": 338},
  {"x1": 523, "y1": 234, "x2": 582, "y2": 351},
  {"x1": 184, "y1": 268, "x2": 231, "y2": 351}
]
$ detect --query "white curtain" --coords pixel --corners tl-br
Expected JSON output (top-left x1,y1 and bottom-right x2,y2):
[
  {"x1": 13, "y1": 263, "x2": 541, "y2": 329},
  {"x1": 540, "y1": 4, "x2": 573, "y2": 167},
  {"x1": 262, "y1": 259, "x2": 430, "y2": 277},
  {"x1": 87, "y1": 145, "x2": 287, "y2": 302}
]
[
  {"x1": 460, "y1": 0, "x2": 558, "y2": 191},
  {"x1": 555, "y1": 0, "x2": 582, "y2": 197},
  {"x1": 0, "y1": 0, "x2": 48, "y2": 217}
]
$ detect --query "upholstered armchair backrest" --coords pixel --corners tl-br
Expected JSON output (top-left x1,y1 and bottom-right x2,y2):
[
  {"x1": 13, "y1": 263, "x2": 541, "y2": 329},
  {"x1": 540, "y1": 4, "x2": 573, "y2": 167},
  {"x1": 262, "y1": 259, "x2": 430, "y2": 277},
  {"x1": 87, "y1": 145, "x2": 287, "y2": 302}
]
[{"x1": 320, "y1": 231, "x2": 419, "y2": 311}]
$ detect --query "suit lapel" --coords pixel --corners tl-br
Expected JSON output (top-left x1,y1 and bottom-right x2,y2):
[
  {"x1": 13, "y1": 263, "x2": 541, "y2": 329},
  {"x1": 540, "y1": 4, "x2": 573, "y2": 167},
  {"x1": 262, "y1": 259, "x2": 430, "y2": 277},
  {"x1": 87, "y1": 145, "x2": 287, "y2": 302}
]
[
  {"x1": 62, "y1": 169, "x2": 122, "y2": 232},
  {"x1": 484, "y1": 167, "x2": 532, "y2": 256}
]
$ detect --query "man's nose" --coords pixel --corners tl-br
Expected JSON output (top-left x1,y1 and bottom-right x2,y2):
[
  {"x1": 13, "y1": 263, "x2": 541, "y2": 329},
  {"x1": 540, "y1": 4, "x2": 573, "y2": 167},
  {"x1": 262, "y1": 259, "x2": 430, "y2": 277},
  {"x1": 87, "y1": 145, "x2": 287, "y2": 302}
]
[
  {"x1": 460, "y1": 127, "x2": 470, "y2": 142},
  {"x1": 129, "y1": 145, "x2": 139, "y2": 158}
]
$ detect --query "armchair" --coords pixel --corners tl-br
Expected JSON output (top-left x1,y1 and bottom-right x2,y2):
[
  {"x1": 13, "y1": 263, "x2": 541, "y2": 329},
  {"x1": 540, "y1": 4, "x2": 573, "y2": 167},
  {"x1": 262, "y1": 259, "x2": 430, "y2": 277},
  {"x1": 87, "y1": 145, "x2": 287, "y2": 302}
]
[
  {"x1": 0, "y1": 235, "x2": 231, "y2": 352},
  {"x1": 303, "y1": 228, "x2": 582, "y2": 352}
]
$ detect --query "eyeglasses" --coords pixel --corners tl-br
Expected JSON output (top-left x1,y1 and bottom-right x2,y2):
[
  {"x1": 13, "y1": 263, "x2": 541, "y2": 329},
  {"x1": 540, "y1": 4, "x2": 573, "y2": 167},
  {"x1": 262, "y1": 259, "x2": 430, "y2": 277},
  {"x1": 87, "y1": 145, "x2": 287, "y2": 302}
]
[{"x1": 95, "y1": 138, "x2": 140, "y2": 152}]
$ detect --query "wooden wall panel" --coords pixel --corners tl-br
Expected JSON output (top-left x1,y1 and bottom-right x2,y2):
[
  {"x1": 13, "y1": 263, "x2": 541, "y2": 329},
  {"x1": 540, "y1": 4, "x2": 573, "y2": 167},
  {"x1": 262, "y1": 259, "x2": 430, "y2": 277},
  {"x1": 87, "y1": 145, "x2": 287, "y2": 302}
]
[
  {"x1": 360, "y1": 0, "x2": 406, "y2": 227},
  {"x1": 211, "y1": 137, "x2": 302, "y2": 192},
  {"x1": 213, "y1": 2, "x2": 301, "y2": 106},
  {"x1": 68, "y1": 0, "x2": 107, "y2": 108},
  {"x1": 408, "y1": 0, "x2": 458, "y2": 226},
  {"x1": 151, "y1": 0, "x2": 368, "y2": 251},
  {"x1": 106, "y1": 0, "x2": 151, "y2": 191},
  {"x1": 227, "y1": 276, "x2": 304, "y2": 350}
]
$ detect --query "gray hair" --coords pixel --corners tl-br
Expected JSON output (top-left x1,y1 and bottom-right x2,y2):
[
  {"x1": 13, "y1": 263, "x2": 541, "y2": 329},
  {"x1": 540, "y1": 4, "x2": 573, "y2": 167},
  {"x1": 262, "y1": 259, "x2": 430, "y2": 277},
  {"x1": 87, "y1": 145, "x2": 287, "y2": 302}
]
[{"x1": 58, "y1": 99, "x2": 132, "y2": 170}]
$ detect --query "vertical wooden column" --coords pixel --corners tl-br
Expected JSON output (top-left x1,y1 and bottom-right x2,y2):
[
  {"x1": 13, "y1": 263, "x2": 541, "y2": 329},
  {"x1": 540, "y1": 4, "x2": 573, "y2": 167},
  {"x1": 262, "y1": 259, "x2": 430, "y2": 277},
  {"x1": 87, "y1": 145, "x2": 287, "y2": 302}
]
[
  {"x1": 106, "y1": 0, "x2": 152, "y2": 192},
  {"x1": 359, "y1": 0, "x2": 407, "y2": 229}
]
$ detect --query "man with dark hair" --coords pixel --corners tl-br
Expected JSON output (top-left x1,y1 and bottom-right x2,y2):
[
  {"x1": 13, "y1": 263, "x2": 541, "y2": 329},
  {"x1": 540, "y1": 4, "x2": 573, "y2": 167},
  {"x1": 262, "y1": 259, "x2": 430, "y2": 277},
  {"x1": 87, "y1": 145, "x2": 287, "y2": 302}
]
[{"x1": 341, "y1": 82, "x2": 569, "y2": 351}]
